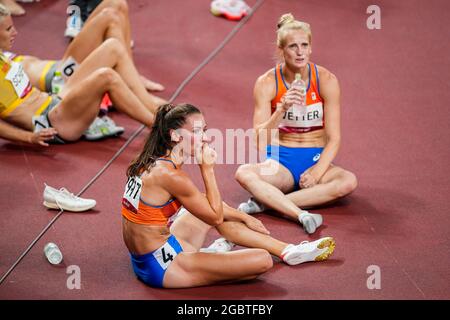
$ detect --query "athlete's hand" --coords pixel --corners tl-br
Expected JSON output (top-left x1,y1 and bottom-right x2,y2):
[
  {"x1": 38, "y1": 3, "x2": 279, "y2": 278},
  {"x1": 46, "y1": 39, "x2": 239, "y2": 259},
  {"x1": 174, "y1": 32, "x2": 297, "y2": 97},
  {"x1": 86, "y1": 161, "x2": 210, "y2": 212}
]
[
  {"x1": 243, "y1": 215, "x2": 270, "y2": 235},
  {"x1": 300, "y1": 171, "x2": 318, "y2": 189},
  {"x1": 278, "y1": 86, "x2": 306, "y2": 112},
  {"x1": 29, "y1": 128, "x2": 57, "y2": 147},
  {"x1": 196, "y1": 143, "x2": 217, "y2": 168}
]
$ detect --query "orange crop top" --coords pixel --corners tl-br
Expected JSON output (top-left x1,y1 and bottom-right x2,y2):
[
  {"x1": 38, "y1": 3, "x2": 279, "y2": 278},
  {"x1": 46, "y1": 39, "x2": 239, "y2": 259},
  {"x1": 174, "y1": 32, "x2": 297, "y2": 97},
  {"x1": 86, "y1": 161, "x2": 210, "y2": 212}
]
[
  {"x1": 121, "y1": 159, "x2": 182, "y2": 226},
  {"x1": 271, "y1": 63, "x2": 324, "y2": 134}
]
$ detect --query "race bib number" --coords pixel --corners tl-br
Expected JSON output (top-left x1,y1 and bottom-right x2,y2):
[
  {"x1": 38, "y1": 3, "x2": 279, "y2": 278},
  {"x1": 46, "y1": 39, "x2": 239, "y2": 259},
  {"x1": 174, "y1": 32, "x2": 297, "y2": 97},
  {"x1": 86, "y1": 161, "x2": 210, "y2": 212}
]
[
  {"x1": 280, "y1": 102, "x2": 323, "y2": 129},
  {"x1": 5, "y1": 62, "x2": 30, "y2": 98},
  {"x1": 60, "y1": 56, "x2": 79, "y2": 79},
  {"x1": 153, "y1": 242, "x2": 178, "y2": 270},
  {"x1": 122, "y1": 176, "x2": 142, "y2": 214}
]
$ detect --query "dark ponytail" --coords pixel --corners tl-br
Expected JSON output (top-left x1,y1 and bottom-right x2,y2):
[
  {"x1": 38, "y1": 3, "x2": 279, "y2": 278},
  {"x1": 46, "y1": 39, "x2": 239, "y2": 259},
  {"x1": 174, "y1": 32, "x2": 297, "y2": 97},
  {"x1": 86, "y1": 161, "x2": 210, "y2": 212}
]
[{"x1": 127, "y1": 103, "x2": 201, "y2": 177}]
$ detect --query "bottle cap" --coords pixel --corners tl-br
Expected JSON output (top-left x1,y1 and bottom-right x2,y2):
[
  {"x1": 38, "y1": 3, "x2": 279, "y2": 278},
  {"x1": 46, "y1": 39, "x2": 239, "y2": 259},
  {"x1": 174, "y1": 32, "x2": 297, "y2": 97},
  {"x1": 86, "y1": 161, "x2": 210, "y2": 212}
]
[
  {"x1": 295, "y1": 73, "x2": 301, "y2": 81},
  {"x1": 55, "y1": 71, "x2": 62, "y2": 76}
]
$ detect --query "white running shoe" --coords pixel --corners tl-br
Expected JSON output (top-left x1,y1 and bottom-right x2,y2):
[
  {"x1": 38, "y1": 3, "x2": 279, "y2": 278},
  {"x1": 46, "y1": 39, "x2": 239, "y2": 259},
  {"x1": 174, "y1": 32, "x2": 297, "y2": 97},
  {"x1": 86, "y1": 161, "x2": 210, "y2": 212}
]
[
  {"x1": 281, "y1": 237, "x2": 336, "y2": 265},
  {"x1": 237, "y1": 197, "x2": 265, "y2": 214},
  {"x1": 199, "y1": 237, "x2": 235, "y2": 253},
  {"x1": 84, "y1": 116, "x2": 125, "y2": 141},
  {"x1": 43, "y1": 184, "x2": 96, "y2": 212},
  {"x1": 210, "y1": 0, "x2": 251, "y2": 21},
  {"x1": 299, "y1": 211, "x2": 323, "y2": 234}
]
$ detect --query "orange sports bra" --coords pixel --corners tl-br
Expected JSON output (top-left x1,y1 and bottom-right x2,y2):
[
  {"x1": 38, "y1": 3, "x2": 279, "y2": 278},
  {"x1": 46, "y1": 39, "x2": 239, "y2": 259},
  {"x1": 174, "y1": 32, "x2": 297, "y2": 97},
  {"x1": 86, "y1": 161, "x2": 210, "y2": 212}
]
[
  {"x1": 271, "y1": 63, "x2": 324, "y2": 134},
  {"x1": 121, "y1": 158, "x2": 182, "y2": 226}
]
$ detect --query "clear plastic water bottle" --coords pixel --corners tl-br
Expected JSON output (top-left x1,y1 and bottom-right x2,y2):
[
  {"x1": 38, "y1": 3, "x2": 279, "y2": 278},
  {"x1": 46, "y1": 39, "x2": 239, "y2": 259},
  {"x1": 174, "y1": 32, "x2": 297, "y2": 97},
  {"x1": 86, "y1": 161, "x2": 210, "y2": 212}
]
[
  {"x1": 291, "y1": 73, "x2": 306, "y2": 118},
  {"x1": 44, "y1": 242, "x2": 63, "y2": 265},
  {"x1": 51, "y1": 71, "x2": 64, "y2": 95}
]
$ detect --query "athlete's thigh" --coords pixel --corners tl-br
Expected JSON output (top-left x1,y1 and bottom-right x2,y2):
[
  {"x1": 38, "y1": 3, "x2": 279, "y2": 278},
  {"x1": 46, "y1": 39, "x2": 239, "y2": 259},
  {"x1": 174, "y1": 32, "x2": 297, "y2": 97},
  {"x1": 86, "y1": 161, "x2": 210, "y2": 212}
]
[
  {"x1": 252, "y1": 159, "x2": 295, "y2": 193},
  {"x1": 163, "y1": 249, "x2": 268, "y2": 288},
  {"x1": 170, "y1": 210, "x2": 212, "y2": 252},
  {"x1": 318, "y1": 165, "x2": 354, "y2": 184},
  {"x1": 62, "y1": 10, "x2": 111, "y2": 62},
  {"x1": 49, "y1": 76, "x2": 104, "y2": 137}
]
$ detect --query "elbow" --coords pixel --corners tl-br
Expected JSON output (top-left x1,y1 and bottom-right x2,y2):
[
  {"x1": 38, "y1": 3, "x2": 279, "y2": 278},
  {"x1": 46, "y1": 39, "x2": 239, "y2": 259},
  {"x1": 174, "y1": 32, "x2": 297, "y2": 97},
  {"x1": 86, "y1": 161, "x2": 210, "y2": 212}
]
[
  {"x1": 211, "y1": 216, "x2": 224, "y2": 227},
  {"x1": 207, "y1": 215, "x2": 223, "y2": 227},
  {"x1": 210, "y1": 207, "x2": 224, "y2": 226}
]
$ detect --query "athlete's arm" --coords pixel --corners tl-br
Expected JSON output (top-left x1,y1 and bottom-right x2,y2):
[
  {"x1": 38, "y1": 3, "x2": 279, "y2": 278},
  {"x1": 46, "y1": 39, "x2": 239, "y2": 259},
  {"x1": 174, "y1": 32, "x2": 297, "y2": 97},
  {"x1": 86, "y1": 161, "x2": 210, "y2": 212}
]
[
  {"x1": 222, "y1": 202, "x2": 270, "y2": 234},
  {"x1": 253, "y1": 74, "x2": 283, "y2": 150},
  {"x1": 165, "y1": 144, "x2": 223, "y2": 226},
  {"x1": 301, "y1": 68, "x2": 341, "y2": 186},
  {"x1": 0, "y1": 119, "x2": 56, "y2": 146},
  {"x1": 253, "y1": 73, "x2": 304, "y2": 150}
]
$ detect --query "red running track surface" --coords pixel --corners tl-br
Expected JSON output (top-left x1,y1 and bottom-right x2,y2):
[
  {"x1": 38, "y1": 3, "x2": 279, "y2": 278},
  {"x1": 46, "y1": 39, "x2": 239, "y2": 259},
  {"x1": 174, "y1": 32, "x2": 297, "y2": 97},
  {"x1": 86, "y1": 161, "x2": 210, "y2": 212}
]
[{"x1": 0, "y1": 0, "x2": 449, "y2": 299}]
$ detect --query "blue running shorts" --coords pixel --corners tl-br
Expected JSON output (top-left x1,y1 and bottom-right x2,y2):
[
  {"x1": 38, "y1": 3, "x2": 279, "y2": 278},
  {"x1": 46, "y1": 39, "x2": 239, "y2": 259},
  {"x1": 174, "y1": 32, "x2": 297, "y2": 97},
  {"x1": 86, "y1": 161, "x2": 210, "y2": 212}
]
[{"x1": 266, "y1": 145, "x2": 323, "y2": 190}]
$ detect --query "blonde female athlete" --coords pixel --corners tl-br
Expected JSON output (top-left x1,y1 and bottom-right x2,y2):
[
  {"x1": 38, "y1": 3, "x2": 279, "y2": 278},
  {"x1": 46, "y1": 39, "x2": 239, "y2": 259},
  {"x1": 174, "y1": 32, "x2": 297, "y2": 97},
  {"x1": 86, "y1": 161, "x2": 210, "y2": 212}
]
[
  {"x1": 121, "y1": 103, "x2": 336, "y2": 288},
  {"x1": 0, "y1": 4, "x2": 156, "y2": 145},
  {"x1": 235, "y1": 13, "x2": 358, "y2": 234}
]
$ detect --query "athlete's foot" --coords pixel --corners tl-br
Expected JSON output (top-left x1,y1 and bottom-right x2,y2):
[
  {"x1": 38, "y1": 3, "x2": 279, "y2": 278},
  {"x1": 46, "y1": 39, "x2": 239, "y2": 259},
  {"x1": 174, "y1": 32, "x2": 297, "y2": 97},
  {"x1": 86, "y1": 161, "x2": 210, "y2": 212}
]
[
  {"x1": 281, "y1": 237, "x2": 335, "y2": 265},
  {"x1": 140, "y1": 75, "x2": 165, "y2": 92},
  {"x1": 238, "y1": 197, "x2": 265, "y2": 215},
  {"x1": 298, "y1": 211, "x2": 323, "y2": 234},
  {"x1": 199, "y1": 237, "x2": 235, "y2": 253}
]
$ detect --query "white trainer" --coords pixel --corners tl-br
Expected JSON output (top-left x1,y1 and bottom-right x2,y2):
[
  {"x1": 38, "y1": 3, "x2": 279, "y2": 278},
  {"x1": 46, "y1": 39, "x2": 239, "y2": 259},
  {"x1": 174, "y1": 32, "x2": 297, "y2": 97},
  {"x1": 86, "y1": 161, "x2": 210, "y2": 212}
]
[
  {"x1": 281, "y1": 237, "x2": 336, "y2": 265},
  {"x1": 43, "y1": 184, "x2": 96, "y2": 212},
  {"x1": 237, "y1": 197, "x2": 265, "y2": 214},
  {"x1": 299, "y1": 211, "x2": 323, "y2": 234},
  {"x1": 83, "y1": 116, "x2": 125, "y2": 141},
  {"x1": 210, "y1": 0, "x2": 251, "y2": 21},
  {"x1": 199, "y1": 237, "x2": 235, "y2": 253}
]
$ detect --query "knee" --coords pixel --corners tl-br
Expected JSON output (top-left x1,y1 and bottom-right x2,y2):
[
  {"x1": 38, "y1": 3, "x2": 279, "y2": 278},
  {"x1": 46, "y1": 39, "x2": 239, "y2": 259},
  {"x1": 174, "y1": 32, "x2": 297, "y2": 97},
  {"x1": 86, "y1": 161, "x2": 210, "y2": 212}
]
[
  {"x1": 336, "y1": 172, "x2": 358, "y2": 198},
  {"x1": 105, "y1": 0, "x2": 128, "y2": 14},
  {"x1": 99, "y1": 7, "x2": 122, "y2": 26},
  {"x1": 235, "y1": 164, "x2": 257, "y2": 186},
  {"x1": 102, "y1": 37, "x2": 127, "y2": 56},
  {"x1": 94, "y1": 67, "x2": 119, "y2": 88},
  {"x1": 254, "y1": 250, "x2": 273, "y2": 274}
]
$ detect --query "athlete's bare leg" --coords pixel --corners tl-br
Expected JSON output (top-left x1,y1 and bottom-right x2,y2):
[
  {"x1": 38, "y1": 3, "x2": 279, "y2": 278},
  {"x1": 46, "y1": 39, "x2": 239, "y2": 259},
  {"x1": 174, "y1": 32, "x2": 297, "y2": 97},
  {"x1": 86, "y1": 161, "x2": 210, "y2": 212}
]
[
  {"x1": 166, "y1": 211, "x2": 272, "y2": 288},
  {"x1": 236, "y1": 161, "x2": 357, "y2": 221},
  {"x1": 64, "y1": 38, "x2": 166, "y2": 113},
  {"x1": 63, "y1": 0, "x2": 164, "y2": 92},
  {"x1": 50, "y1": 67, "x2": 154, "y2": 141}
]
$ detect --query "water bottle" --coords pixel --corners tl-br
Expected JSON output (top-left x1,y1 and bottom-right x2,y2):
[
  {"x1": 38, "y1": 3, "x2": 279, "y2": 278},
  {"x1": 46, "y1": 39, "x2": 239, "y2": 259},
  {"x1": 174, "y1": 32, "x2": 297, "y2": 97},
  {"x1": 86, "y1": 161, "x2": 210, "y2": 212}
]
[
  {"x1": 44, "y1": 242, "x2": 63, "y2": 265},
  {"x1": 290, "y1": 73, "x2": 306, "y2": 118},
  {"x1": 51, "y1": 71, "x2": 64, "y2": 95}
]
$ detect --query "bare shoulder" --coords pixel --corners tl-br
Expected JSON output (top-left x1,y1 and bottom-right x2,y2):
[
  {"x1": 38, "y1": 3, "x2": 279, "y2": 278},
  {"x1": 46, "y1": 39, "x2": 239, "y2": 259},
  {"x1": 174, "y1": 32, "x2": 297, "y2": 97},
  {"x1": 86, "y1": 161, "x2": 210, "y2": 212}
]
[
  {"x1": 142, "y1": 164, "x2": 193, "y2": 196},
  {"x1": 254, "y1": 67, "x2": 277, "y2": 98},
  {"x1": 316, "y1": 64, "x2": 339, "y2": 85}
]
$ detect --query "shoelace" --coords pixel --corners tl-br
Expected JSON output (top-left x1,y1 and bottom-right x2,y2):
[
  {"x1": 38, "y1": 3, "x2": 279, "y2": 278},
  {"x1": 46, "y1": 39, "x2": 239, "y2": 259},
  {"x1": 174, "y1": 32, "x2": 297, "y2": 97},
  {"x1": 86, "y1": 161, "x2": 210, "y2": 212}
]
[{"x1": 53, "y1": 188, "x2": 83, "y2": 211}]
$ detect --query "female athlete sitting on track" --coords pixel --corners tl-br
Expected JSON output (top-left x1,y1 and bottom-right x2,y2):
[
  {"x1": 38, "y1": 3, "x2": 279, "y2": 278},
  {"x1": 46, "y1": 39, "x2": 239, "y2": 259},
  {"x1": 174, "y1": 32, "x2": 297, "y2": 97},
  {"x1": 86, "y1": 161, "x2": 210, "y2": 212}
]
[
  {"x1": 121, "y1": 103, "x2": 336, "y2": 288},
  {"x1": 0, "y1": 3, "x2": 158, "y2": 146},
  {"x1": 235, "y1": 13, "x2": 358, "y2": 234}
]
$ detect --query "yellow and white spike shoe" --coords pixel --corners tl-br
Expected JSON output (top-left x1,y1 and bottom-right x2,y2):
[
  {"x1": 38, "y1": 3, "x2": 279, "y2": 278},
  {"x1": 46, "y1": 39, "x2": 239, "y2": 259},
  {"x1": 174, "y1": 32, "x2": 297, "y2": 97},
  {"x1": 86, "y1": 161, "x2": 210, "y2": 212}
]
[{"x1": 281, "y1": 237, "x2": 336, "y2": 265}]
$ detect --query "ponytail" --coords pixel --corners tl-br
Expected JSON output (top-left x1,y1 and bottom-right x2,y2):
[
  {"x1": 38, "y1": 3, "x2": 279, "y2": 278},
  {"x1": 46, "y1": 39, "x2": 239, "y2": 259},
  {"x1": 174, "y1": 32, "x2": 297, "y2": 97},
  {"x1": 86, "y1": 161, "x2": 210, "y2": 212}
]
[{"x1": 126, "y1": 103, "x2": 201, "y2": 177}]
